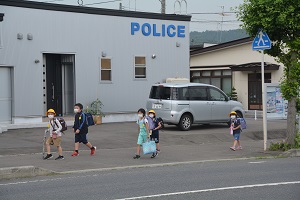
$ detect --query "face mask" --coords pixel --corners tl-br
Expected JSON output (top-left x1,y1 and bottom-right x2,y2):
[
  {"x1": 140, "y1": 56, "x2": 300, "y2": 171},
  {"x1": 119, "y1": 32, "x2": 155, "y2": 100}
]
[
  {"x1": 149, "y1": 114, "x2": 154, "y2": 118},
  {"x1": 138, "y1": 114, "x2": 143, "y2": 118},
  {"x1": 230, "y1": 115, "x2": 236, "y2": 119},
  {"x1": 48, "y1": 115, "x2": 54, "y2": 119},
  {"x1": 74, "y1": 109, "x2": 79, "y2": 113}
]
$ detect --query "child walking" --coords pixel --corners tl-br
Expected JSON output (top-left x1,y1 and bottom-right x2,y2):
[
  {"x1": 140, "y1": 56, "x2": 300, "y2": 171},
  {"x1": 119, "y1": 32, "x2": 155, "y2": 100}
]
[
  {"x1": 229, "y1": 111, "x2": 242, "y2": 151},
  {"x1": 43, "y1": 109, "x2": 64, "y2": 160},
  {"x1": 133, "y1": 108, "x2": 149, "y2": 159},
  {"x1": 147, "y1": 110, "x2": 162, "y2": 158},
  {"x1": 72, "y1": 103, "x2": 96, "y2": 156}
]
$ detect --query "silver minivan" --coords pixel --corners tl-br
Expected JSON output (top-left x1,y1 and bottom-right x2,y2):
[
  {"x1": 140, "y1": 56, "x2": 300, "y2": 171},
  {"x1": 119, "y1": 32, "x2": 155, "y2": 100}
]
[{"x1": 146, "y1": 83, "x2": 245, "y2": 131}]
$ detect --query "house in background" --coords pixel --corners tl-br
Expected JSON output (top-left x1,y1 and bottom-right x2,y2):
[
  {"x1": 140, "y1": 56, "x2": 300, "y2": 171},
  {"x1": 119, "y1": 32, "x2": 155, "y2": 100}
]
[{"x1": 190, "y1": 37, "x2": 284, "y2": 111}]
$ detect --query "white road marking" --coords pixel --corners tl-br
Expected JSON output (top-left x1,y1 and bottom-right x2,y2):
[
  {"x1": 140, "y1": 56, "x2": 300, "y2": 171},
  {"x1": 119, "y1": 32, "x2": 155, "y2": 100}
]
[
  {"x1": 0, "y1": 175, "x2": 93, "y2": 186},
  {"x1": 249, "y1": 161, "x2": 266, "y2": 164},
  {"x1": 116, "y1": 181, "x2": 300, "y2": 200}
]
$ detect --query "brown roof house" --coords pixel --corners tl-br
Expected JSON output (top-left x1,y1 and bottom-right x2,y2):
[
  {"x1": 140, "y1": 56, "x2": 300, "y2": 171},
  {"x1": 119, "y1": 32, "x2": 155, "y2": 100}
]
[{"x1": 190, "y1": 37, "x2": 283, "y2": 111}]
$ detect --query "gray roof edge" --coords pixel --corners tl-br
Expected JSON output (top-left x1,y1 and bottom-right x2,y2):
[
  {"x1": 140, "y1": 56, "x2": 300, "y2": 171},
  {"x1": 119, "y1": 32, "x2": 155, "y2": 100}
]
[
  {"x1": 0, "y1": 0, "x2": 191, "y2": 21},
  {"x1": 190, "y1": 37, "x2": 252, "y2": 56}
]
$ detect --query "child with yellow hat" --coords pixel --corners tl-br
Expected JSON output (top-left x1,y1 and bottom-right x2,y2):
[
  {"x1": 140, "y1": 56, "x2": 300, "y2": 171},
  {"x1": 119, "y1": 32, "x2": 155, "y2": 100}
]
[
  {"x1": 44, "y1": 109, "x2": 64, "y2": 160},
  {"x1": 229, "y1": 111, "x2": 242, "y2": 151}
]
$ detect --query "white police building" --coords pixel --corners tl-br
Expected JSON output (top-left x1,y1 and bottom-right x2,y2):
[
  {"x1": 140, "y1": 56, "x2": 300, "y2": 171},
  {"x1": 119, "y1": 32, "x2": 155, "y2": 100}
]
[{"x1": 0, "y1": 0, "x2": 191, "y2": 124}]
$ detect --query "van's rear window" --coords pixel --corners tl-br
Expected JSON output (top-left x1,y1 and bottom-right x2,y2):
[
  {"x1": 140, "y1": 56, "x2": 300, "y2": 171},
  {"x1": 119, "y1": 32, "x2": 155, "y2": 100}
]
[{"x1": 149, "y1": 86, "x2": 171, "y2": 100}]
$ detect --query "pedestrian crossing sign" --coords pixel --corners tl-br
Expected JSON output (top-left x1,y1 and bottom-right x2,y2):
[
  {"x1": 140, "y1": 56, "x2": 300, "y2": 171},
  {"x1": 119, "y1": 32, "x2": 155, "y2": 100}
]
[{"x1": 252, "y1": 30, "x2": 271, "y2": 51}]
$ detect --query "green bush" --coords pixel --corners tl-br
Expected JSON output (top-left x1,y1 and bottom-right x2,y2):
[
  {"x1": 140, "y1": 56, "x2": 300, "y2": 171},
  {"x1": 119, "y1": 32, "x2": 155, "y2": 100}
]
[
  {"x1": 269, "y1": 141, "x2": 291, "y2": 151},
  {"x1": 294, "y1": 133, "x2": 300, "y2": 148},
  {"x1": 269, "y1": 133, "x2": 300, "y2": 151}
]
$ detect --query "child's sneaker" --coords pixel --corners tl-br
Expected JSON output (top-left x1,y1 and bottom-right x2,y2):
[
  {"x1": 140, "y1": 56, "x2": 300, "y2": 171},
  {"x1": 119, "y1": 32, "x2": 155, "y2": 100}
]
[
  {"x1": 90, "y1": 146, "x2": 96, "y2": 156},
  {"x1": 237, "y1": 146, "x2": 243, "y2": 150},
  {"x1": 151, "y1": 152, "x2": 157, "y2": 158},
  {"x1": 43, "y1": 154, "x2": 53, "y2": 160},
  {"x1": 55, "y1": 155, "x2": 64, "y2": 160},
  {"x1": 71, "y1": 151, "x2": 79, "y2": 156},
  {"x1": 133, "y1": 155, "x2": 140, "y2": 159},
  {"x1": 230, "y1": 147, "x2": 236, "y2": 151},
  {"x1": 156, "y1": 149, "x2": 161, "y2": 154}
]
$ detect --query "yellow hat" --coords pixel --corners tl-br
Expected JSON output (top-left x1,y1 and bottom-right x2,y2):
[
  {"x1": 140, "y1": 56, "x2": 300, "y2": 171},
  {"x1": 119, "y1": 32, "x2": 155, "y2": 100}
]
[
  {"x1": 148, "y1": 110, "x2": 156, "y2": 115},
  {"x1": 46, "y1": 109, "x2": 56, "y2": 116},
  {"x1": 228, "y1": 111, "x2": 237, "y2": 117}
]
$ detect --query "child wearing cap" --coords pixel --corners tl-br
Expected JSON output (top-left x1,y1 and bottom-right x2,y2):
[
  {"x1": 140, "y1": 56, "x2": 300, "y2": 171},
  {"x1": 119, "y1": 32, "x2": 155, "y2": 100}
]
[
  {"x1": 44, "y1": 109, "x2": 64, "y2": 160},
  {"x1": 147, "y1": 110, "x2": 162, "y2": 158},
  {"x1": 229, "y1": 111, "x2": 242, "y2": 151}
]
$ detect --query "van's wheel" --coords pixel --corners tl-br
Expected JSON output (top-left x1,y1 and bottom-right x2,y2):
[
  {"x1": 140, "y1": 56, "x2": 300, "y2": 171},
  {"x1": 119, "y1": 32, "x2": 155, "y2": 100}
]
[{"x1": 178, "y1": 114, "x2": 192, "y2": 131}]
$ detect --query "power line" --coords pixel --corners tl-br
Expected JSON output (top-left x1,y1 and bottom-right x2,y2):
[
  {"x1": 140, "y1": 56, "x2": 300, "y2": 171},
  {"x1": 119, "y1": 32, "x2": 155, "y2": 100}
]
[{"x1": 190, "y1": 12, "x2": 236, "y2": 15}]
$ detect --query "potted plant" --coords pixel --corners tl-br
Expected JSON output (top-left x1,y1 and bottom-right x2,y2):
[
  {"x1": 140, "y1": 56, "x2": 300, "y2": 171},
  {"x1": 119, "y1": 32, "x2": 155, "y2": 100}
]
[{"x1": 90, "y1": 98, "x2": 105, "y2": 125}]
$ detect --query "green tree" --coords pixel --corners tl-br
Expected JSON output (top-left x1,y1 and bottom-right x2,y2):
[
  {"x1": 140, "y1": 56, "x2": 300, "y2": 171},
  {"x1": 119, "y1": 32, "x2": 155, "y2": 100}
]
[{"x1": 236, "y1": 0, "x2": 300, "y2": 145}]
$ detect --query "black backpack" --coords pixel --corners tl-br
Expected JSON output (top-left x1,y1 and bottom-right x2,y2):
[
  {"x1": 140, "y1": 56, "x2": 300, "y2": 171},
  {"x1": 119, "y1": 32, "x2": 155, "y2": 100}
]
[
  {"x1": 54, "y1": 118, "x2": 68, "y2": 132},
  {"x1": 156, "y1": 117, "x2": 165, "y2": 130}
]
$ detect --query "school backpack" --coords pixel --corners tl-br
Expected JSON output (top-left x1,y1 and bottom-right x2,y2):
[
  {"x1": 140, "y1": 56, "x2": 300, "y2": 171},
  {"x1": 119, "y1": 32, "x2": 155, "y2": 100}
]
[
  {"x1": 237, "y1": 118, "x2": 247, "y2": 130},
  {"x1": 84, "y1": 113, "x2": 95, "y2": 126},
  {"x1": 156, "y1": 117, "x2": 165, "y2": 129},
  {"x1": 54, "y1": 117, "x2": 68, "y2": 132}
]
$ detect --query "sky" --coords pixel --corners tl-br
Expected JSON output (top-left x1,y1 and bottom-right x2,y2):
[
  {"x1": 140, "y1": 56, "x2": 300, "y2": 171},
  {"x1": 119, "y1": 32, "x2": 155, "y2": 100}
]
[{"x1": 33, "y1": 0, "x2": 245, "y2": 32}]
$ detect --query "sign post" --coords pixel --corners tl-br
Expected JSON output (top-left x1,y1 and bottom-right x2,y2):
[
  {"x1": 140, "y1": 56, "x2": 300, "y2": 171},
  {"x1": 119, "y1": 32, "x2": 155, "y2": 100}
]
[{"x1": 252, "y1": 30, "x2": 271, "y2": 151}]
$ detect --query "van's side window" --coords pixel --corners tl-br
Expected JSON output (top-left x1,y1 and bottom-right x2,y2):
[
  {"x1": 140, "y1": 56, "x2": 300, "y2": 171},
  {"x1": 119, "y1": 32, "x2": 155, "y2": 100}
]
[
  {"x1": 172, "y1": 87, "x2": 189, "y2": 100},
  {"x1": 209, "y1": 87, "x2": 227, "y2": 101},
  {"x1": 188, "y1": 86, "x2": 208, "y2": 101},
  {"x1": 149, "y1": 86, "x2": 171, "y2": 100}
]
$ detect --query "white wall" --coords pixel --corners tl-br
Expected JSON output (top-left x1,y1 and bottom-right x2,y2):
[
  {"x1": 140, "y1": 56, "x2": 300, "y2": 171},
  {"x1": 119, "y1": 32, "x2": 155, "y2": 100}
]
[{"x1": 0, "y1": 5, "x2": 190, "y2": 117}]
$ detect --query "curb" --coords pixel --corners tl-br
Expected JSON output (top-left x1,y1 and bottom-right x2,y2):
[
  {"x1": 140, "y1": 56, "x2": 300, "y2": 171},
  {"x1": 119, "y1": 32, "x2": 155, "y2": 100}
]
[
  {"x1": 1, "y1": 151, "x2": 298, "y2": 180},
  {"x1": 0, "y1": 156, "x2": 278, "y2": 180},
  {"x1": 0, "y1": 166, "x2": 57, "y2": 180},
  {"x1": 280, "y1": 149, "x2": 300, "y2": 157}
]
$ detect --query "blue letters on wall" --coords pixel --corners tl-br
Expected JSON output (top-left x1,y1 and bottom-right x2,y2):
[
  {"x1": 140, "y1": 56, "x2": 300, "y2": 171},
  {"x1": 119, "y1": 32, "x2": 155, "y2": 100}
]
[{"x1": 131, "y1": 22, "x2": 185, "y2": 38}]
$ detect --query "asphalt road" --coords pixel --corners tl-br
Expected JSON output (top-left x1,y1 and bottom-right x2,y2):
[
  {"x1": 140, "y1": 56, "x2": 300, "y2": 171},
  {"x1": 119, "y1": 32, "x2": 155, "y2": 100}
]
[{"x1": 1, "y1": 157, "x2": 299, "y2": 200}]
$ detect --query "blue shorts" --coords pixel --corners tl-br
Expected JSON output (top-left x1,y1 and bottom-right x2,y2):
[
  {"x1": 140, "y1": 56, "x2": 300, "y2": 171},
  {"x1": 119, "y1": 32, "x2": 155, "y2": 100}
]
[
  {"x1": 150, "y1": 130, "x2": 159, "y2": 143},
  {"x1": 233, "y1": 133, "x2": 240, "y2": 141}
]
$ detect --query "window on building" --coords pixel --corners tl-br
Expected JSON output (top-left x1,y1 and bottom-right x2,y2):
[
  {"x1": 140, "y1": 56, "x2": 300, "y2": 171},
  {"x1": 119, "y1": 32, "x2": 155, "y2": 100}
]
[
  {"x1": 135, "y1": 56, "x2": 146, "y2": 79},
  {"x1": 190, "y1": 69, "x2": 232, "y2": 94},
  {"x1": 100, "y1": 58, "x2": 111, "y2": 81}
]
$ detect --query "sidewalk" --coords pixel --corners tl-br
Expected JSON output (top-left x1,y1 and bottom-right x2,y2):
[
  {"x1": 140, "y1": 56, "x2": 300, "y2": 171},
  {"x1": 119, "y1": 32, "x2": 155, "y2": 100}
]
[{"x1": 0, "y1": 118, "x2": 291, "y2": 179}]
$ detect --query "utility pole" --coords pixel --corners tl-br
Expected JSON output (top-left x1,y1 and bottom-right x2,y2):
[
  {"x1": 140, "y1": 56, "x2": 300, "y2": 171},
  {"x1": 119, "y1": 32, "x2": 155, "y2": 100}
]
[
  {"x1": 219, "y1": 6, "x2": 224, "y2": 43},
  {"x1": 160, "y1": 0, "x2": 166, "y2": 14}
]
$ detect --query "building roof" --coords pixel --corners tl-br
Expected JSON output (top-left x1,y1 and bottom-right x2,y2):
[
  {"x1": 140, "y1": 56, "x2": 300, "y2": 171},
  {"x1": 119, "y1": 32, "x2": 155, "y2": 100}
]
[
  {"x1": 0, "y1": 0, "x2": 191, "y2": 21},
  {"x1": 230, "y1": 62, "x2": 280, "y2": 71},
  {"x1": 190, "y1": 37, "x2": 252, "y2": 56}
]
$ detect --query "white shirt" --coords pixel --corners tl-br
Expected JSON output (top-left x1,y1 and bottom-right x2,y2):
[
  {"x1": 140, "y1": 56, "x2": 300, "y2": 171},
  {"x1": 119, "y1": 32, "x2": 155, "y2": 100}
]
[{"x1": 49, "y1": 118, "x2": 63, "y2": 137}]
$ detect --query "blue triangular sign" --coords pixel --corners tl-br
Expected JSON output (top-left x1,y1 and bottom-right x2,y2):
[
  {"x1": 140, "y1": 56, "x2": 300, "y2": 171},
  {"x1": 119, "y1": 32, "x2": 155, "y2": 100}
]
[{"x1": 252, "y1": 30, "x2": 271, "y2": 51}]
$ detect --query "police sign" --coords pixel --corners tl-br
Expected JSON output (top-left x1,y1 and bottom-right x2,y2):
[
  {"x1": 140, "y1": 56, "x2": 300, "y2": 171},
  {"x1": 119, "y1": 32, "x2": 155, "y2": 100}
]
[{"x1": 131, "y1": 22, "x2": 186, "y2": 38}]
